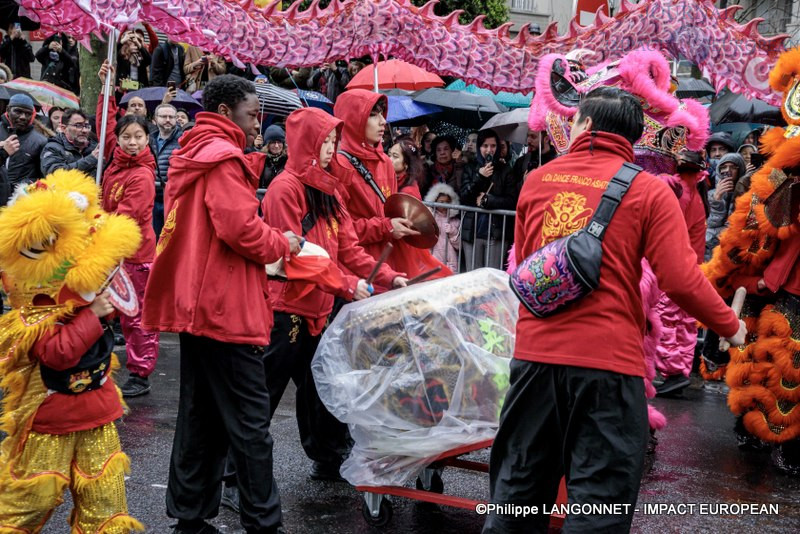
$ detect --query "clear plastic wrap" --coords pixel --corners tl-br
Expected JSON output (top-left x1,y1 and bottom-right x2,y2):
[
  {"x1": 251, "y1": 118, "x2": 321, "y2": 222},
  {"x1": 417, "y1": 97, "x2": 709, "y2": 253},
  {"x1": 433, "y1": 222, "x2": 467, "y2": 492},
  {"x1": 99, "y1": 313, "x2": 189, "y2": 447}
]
[{"x1": 311, "y1": 268, "x2": 517, "y2": 487}]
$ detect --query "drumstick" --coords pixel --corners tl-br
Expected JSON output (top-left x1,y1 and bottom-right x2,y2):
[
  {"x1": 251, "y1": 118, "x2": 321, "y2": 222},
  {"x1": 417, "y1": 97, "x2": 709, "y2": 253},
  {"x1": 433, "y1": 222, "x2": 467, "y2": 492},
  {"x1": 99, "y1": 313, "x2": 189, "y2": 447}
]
[
  {"x1": 719, "y1": 287, "x2": 747, "y2": 352},
  {"x1": 407, "y1": 266, "x2": 442, "y2": 285},
  {"x1": 366, "y1": 243, "x2": 394, "y2": 294},
  {"x1": 484, "y1": 183, "x2": 494, "y2": 196}
]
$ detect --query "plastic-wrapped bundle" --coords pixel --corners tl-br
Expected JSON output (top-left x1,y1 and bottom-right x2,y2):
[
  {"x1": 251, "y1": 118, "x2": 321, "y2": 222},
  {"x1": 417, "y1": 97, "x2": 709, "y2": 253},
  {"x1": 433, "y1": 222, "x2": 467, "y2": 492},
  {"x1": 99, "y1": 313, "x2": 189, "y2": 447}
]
[{"x1": 312, "y1": 268, "x2": 517, "y2": 487}]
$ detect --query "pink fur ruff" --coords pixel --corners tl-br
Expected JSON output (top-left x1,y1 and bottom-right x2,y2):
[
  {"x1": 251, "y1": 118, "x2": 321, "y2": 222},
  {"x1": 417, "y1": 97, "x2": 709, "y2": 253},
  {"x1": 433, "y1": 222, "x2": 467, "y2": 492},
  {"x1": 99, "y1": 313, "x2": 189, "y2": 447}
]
[
  {"x1": 529, "y1": 54, "x2": 580, "y2": 131},
  {"x1": 506, "y1": 243, "x2": 517, "y2": 274},
  {"x1": 640, "y1": 259, "x2": 667, "y2": 430},
  {"x1": 668, "y1": 99, "x2": 711, "y2": 151}
]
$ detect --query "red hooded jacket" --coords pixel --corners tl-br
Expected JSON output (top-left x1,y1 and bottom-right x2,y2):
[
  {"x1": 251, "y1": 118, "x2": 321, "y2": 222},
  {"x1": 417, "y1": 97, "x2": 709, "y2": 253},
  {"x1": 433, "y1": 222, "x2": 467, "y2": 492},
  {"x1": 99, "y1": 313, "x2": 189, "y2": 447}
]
[
  {"x1": 334, "y1": 91, "x2": 397, "y2": 287},
  {"x1": 101, "y1": 145, "x2": 157, "y2": 263},
  {"x1": 263, "y1": 108, "x2": 400, "y2": 334},
  {"x1": 142, "y1": 112, "x2": 290, "y2": 345},
  {"x1": 514, "y1": 131, "x2": 739, "y2": 377}
]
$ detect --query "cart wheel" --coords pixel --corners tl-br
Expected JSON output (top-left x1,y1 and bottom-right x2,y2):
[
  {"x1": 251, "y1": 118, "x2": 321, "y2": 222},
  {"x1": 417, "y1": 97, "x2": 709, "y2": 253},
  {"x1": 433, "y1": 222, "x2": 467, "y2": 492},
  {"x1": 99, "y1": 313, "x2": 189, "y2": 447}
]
[
  {"x1": 415, "y1": 472, "x2": 444, "y2": 493},
  {"x1": 362, "y1": 498, "x2": 393, "y2": 527}
]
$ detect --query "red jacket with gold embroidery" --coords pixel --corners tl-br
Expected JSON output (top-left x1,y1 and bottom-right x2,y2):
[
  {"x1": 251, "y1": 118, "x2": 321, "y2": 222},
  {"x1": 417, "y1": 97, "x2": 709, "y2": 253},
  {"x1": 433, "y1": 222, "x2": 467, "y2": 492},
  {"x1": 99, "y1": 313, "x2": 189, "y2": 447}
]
[{"x1": 513, "y1": 130, "x2": 738, "y2": 377}]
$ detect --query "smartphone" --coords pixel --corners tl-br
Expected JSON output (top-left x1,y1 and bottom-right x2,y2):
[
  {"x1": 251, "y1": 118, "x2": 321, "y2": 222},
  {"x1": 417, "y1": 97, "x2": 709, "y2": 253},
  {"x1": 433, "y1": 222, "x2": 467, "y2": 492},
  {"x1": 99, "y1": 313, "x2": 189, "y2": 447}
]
[
  {"x1": 166, "y1": 81, "x2": 177, "y2": 91},
  {"x1": 750, "y1": 153, "x2": 764, "y2": 168},
  {"x1": 485, "y1": 153, "x2": 493, "y2": 164},
  {"x1": 13, "y1": 23, "x2": 21, "y2": 32}
]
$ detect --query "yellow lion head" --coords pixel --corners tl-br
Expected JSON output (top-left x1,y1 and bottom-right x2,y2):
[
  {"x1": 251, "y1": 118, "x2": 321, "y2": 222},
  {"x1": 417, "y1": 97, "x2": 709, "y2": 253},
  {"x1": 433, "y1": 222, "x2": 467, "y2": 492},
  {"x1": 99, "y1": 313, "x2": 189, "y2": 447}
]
[{"x1": 0, "y1": 169, "x2": 142, "y2": 309}]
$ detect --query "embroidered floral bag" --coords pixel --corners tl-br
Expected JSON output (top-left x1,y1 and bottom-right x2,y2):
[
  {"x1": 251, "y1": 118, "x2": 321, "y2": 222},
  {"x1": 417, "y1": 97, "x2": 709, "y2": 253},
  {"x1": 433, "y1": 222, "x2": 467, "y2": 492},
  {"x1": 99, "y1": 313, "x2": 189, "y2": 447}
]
[{"x1": 509, "y1": 162, "x2": 641, "y2": 318}]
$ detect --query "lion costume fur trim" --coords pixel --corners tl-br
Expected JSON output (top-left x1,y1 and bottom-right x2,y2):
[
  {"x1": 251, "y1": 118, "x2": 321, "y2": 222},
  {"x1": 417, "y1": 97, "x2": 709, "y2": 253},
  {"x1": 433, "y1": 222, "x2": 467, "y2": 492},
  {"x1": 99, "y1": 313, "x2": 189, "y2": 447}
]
[{"x1": 0, "y1": 170, "x2": 141, "y2": 503}]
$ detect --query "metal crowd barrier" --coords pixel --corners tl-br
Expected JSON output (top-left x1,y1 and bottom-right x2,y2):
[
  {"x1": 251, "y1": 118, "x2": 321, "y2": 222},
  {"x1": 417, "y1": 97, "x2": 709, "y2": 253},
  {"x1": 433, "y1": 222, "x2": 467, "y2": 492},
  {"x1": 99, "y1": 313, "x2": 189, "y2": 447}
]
[
  {"x1": 421, "y1": 201, "x2": 516, "y2": 273},
  {"x1": 159, "y1": 184, "x2": 517, "y2": 274}
]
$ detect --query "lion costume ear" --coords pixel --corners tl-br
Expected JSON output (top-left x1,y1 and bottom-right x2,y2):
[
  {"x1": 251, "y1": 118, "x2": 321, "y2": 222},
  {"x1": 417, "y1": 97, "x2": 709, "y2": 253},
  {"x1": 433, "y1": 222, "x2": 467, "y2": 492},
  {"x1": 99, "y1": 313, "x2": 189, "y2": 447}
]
[{"x1": 64, "y1": 214, "x2": 142, "y2": 296}]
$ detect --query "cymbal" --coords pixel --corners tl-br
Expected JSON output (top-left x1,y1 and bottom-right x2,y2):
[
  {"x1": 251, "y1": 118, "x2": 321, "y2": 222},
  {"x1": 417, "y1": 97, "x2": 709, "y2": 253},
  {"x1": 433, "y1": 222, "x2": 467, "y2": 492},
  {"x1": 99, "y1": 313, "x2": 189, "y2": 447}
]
[{"x1": 383, "y1": 193, "x2": 440, "y2": 249}]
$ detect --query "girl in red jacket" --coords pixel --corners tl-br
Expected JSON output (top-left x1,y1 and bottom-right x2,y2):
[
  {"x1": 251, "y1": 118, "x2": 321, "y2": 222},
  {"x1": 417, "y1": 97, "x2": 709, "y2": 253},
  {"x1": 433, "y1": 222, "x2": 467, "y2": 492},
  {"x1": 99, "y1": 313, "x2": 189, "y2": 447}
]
[
  {"x1": 388, "y1": 138, "x2": 423, "y2": 199},
  {"x1": 258, "y1": 107, "x2": 406, "y2": 481},
  {"x1": 101, "y1": 115, "x2": 159, "y2": 398}
]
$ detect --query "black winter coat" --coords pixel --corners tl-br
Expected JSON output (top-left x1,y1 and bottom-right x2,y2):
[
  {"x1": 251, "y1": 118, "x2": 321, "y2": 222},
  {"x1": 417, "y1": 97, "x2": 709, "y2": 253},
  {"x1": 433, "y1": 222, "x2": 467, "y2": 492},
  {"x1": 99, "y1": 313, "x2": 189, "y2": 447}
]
[
  {"x1": 0, "y1": 36, "x2": 33, "y2": 78},
  {"x1": 149, "y1": 127, "x2": 183, "y2": 199},
  {"x1": 0, "y1": 116, "x2": 47, "y2": 186},
  {"x1": 459, "y1": 158, "x2": 517, "y2": 243},
  {"x1": 150, "y1": 43, "x2": 185, "y2": 87},
  {"x1": 40, "y1": 133, "x2": 98, "y2": 177}
]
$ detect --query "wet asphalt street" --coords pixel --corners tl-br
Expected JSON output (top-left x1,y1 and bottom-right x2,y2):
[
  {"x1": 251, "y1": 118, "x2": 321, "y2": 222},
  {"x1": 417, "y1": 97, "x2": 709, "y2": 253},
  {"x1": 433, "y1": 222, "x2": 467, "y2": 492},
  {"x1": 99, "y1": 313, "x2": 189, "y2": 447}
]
[{"x1": 42, "y1": 333, "x2": 800, "y2": 533}]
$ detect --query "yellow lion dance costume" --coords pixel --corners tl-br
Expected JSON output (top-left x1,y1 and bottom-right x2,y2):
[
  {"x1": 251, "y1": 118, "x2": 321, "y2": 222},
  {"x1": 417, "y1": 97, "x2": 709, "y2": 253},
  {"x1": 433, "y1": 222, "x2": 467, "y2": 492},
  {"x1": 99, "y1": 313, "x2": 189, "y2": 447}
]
[
  {"x1": 0, "y1": 170, "x2": 145, "y2": 532},
  {"x1": 704, "y1": 48, "x2": 800, "y2": 475}
]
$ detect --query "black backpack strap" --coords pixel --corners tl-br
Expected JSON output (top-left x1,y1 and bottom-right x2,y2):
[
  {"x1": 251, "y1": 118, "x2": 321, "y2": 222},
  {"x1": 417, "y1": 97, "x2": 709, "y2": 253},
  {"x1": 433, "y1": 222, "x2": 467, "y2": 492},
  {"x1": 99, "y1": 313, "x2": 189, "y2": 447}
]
[
  {"x1": 338, "y1": 149, "x2": 386, "y2": 203},
  {"x1": 585, "y1": 162, "x2": 642, "y2": 241},
  {"x1": 301, "y1": 211, "x2": 316, "y2": 237}
]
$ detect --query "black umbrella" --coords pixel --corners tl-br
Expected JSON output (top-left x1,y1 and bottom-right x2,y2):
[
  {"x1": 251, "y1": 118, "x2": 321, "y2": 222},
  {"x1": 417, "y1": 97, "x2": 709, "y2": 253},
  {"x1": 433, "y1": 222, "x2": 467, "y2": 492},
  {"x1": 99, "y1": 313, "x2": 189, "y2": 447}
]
[
  {"x1": 413, "y1": 88, "x2": 507, "y2": 129},
  {"x1": 0, "y1": 84, "x2": 40, "y2": 109},
  {"x1": 0, "y1": 0, "x2": 40, "y2": 31},
  {"x1": 675, "y1": 77, "x2": 715, "y2": 99},
  {"x1": 709, "y1": 90, "x2": 784, "y2": 127}
]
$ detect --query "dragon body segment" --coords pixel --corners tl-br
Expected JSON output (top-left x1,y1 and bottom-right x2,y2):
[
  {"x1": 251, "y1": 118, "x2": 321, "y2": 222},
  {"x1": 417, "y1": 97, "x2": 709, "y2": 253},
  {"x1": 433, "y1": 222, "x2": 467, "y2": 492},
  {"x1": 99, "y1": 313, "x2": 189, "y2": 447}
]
[{"x1": 17, "y1": 0, "x2": 788, "y2": 105}]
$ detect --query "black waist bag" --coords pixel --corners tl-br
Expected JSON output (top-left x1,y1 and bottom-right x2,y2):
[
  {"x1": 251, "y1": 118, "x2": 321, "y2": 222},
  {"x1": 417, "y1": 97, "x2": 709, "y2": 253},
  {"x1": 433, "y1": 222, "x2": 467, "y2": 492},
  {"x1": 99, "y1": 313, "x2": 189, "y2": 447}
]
[
  {"x1": 509, "y1": 162, "x2": 641, "y2": 318},
  {"x1": 40, "y1": 323, "x2": 114, "y2": 394}
]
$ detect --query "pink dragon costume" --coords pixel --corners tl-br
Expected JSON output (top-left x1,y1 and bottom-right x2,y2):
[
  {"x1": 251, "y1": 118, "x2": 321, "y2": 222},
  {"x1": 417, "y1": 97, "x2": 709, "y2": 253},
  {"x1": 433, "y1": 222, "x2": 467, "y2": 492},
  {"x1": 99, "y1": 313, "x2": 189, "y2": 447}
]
[
  {"x1": 526, "y1": 49, "x2": 712, "y2": 431},
  {"x1": 17, "y1": 0, "x2": 787, "y2": 107}
]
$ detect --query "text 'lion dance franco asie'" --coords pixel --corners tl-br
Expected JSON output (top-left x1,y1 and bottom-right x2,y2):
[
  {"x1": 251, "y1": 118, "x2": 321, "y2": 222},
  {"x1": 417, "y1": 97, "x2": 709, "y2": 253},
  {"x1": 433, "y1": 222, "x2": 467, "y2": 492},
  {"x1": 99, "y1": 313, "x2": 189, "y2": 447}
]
[
  {"x1": 0, "y1": 170, "x2": 145, "y2": 531},
  {"x1": 703, "y1": 47, "x2": 800, "y2": 476}
]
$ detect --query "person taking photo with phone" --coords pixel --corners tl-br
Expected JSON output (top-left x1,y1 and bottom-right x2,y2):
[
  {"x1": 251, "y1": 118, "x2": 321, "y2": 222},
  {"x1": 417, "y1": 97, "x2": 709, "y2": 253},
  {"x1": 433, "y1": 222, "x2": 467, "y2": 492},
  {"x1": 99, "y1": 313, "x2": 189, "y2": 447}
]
[
  {"x1": 460, "y1": 129, "x2": 517, "y2": 270},
  {"x1": 705, "y1": 152, "x2": 750, "y2": 261},
  {"x1": 0, "y1": 23, "x2": 34, "y2": 79}
]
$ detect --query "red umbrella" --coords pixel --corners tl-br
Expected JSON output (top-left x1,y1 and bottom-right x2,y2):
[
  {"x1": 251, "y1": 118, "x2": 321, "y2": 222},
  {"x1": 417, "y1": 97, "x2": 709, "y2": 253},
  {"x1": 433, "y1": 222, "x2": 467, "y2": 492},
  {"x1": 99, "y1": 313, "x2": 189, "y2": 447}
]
[{"x1": 346, "y1": 59, "x2": 444, "y2": 91}]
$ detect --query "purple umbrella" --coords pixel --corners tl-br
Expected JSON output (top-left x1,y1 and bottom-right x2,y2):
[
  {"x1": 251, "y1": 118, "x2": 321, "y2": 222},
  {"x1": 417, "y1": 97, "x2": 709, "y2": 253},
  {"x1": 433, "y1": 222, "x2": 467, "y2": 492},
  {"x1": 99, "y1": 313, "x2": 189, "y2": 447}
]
[
  {"x1": 120, "y1": 87, "x2": 203, "y2": 114},
  {"x1": 192, "y1": 90, "x2": 203, "y2": 100}
]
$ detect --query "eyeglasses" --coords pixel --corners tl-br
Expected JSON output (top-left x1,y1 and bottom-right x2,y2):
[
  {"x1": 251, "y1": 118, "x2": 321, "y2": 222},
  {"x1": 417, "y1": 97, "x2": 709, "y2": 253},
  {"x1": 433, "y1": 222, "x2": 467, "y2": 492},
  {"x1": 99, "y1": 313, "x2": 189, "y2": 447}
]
[
  {"x1": 68, "y1": 122, "x2": 91, "y2": 130},
  {"x1": 157, "y1": 115, "x2": 177, "y2": 120}
]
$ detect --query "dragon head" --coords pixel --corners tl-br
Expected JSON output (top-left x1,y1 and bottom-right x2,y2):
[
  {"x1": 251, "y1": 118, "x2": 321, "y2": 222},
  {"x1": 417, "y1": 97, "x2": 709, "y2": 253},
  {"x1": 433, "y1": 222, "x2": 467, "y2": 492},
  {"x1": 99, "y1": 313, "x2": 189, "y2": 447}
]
[
  {"x1": 0, "y1": 169, "x2": 141, "y2": 311},
  {"x1": 530, "y1": 49, "x2": 710, "y2": 176}
]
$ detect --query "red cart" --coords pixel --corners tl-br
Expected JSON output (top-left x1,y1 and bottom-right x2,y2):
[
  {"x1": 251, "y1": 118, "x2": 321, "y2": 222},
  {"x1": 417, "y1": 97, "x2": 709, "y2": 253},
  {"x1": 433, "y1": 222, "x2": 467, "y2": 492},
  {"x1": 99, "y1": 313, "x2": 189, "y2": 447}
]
[{"x1": 356, "y1": 438, "x2": 568, "y2": 528}]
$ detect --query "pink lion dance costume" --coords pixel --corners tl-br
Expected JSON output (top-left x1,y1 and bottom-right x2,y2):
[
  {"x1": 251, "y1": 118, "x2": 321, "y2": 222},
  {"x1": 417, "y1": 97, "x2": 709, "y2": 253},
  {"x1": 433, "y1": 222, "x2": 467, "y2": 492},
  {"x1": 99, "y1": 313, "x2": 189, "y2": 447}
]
[{"x1": 524, "y1": 49, "x2": 711, "y2": 432}]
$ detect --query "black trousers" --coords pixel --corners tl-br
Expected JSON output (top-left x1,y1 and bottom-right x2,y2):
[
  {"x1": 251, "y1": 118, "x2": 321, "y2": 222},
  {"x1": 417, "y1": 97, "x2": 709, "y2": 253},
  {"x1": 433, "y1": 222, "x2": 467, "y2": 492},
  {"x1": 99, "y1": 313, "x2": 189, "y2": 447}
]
[
  {"x1": 264, "y1": 312, "x2": 350, "y2": 466},
  {"x1": 483, "y1": 360, "x2": 648, "y2": 534},
  {"x1": 167, "y1": 334, "x2": 281, "y2": 533},
  {"x1": 224, "y1": 312, "x2": 350, "y2": 485}
]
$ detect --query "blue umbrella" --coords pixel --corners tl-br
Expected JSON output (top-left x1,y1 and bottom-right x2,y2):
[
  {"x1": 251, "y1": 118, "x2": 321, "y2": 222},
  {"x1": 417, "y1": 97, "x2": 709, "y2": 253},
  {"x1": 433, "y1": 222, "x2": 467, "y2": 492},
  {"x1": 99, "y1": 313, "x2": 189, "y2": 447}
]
[
  {"x1": 294, "y1": 89, "x2": 333, "y2": 112},
  {"x1": 120, "y1": 87, "x2": 203, "y2": 114},
  {"x1": 445, "y1": 79, "x2": 531, "y2": 109},
  {"x1": 387, "y1": 95, "x2": 441, "y2": 123}
]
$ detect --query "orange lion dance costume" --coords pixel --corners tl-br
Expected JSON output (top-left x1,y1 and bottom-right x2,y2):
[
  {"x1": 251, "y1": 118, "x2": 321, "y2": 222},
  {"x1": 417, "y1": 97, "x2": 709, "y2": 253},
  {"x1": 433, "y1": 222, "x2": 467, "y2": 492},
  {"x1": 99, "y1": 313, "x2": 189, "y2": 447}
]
[{"x1": 703, "y1": 48, "x2": 800, "y2": 475}]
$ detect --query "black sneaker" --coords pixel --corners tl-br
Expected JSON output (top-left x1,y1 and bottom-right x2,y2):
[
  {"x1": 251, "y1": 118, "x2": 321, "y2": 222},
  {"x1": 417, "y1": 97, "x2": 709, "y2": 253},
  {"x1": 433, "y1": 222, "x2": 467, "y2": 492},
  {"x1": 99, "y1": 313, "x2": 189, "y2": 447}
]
[
  {"x1": 121, "y1": 375, "x2": 151, "y2": 397},
  {"x1": 220, "y1": 484, "x2": 240, "y2": 514},
  {"x1": 772, "y1": 441, "x2": 800, "y2": 476},
  {"x1": 309, "y1": 461, "x2": 346, "y2": 482},
  {"x1": 655, "y1": 374, "x2": 691, "y2": 396},
  {"x1": 733, "y1": 416, "x2": 769, "y2": 452}
]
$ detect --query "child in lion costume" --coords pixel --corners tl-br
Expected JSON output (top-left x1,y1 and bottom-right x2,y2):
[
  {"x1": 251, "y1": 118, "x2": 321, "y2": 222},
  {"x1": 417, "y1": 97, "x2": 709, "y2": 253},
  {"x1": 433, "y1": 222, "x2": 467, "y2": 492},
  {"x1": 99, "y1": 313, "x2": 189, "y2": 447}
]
[
  {"x1": 703, "y1": 48, "x2": 800, "y2": 476},
  {"x1": 0, "y1": 170, "x2": 145, "y2": 532}
]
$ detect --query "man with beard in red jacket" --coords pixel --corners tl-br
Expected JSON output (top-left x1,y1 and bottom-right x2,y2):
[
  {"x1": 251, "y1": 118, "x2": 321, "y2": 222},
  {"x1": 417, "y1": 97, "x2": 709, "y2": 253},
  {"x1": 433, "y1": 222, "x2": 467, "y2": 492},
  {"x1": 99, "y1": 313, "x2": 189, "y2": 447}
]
[
  {"x1": 483, "y1": 87, "x2": 746, "y2": 533},
  {"x1": 143, "y1": 75, "x2": 301, "y2": 534}
]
